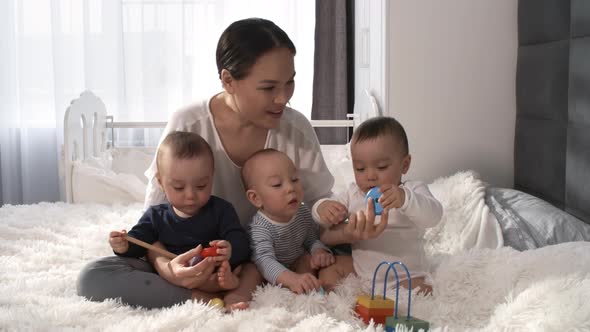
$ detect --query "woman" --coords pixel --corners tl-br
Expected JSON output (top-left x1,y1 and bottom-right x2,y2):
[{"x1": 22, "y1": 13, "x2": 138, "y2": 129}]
[
  {"x1": 77, "y1": 17, "x2": 381, "y2": 310},
  {"x1": 78, "y1": 18, "x2": 335, "y2": 311}
]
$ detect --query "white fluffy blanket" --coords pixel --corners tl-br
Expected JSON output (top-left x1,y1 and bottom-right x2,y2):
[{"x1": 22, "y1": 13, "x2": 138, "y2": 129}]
[
  {"x1": 1, "y1": 171, "x2": 590, "y2": 331},
  {"x1": 426, "y1": 171, "x2": 504, "y2": 253}
]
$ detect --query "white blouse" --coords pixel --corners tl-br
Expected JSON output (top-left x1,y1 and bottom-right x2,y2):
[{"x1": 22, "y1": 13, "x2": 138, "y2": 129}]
[{"x1": 144, "y1": 96, "x2": 335, "y2": 225}]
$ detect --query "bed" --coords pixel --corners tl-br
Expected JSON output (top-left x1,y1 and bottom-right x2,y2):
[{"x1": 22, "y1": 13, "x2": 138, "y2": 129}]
[
  {"x1": 62, "y1": 91, "x2": 359, "y2": 205},
  {"x1": 3, "y1": 172, "x2": 590, "y2": 331},
  {"x1": 2, "y1": 2, "x2": 590, "y2": 329}
]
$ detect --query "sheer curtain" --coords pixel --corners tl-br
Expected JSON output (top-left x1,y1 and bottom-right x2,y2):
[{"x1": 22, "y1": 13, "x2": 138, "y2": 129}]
[{"x1": 0, "y1": 0, "x2": 315, "y2": 205}]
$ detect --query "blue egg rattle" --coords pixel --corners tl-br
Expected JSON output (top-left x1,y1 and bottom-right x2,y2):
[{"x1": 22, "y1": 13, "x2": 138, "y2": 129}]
[{"x1": 365, "y1": 187, "x2": 383, "y2": 215}]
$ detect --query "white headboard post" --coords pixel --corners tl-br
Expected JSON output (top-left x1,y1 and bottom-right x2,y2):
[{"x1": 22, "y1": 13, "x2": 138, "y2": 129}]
[{"x1": 63, "y1": 91, "x2": 108, "y2": 203}]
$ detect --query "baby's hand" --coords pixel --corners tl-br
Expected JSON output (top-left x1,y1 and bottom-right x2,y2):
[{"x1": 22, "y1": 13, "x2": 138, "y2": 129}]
[
  {"x1": 209, "y1": 240, "x2": 231, "y2": 262},
  {"x1": 283, "y1": 271, "x2": 322, "y2": 294},
  {"x1": 317, "y1": 200, "x2": 348, "y2": 225},
  {"x1": 109, "y1": 229, "x2": 128, "y2": 254},
  {"x1": 310, "y1": 248, "x2": 335, "y2": 269},
  {"x1": 378, "y1": 184, "x2": 405, "y2": 210}
]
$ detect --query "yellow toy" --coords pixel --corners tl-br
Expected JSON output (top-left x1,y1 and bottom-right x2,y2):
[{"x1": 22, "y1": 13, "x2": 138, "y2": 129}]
[
  {"x1": 354, "y1": 261, "x2": 396, "y2": 324},
  {"x1": 208, "y1": 298, "x2": 224, "y2": 310}
]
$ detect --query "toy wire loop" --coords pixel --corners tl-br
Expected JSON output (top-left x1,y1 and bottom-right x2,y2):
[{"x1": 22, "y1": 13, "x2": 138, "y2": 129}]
[
  {"x1": 369, "y1": 260, "x2": 412, "y2": 320},
  {"x1": 385, "y1": 261, "x2": 412, "y2": 320}
]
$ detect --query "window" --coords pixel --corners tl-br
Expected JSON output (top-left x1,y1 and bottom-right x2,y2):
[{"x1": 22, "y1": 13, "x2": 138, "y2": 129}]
[{"x1": 2, "y1": 0, "x2": 316, "y2": 129}]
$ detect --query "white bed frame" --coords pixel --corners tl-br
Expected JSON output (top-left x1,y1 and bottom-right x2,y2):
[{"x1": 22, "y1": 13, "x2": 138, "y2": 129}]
[
  {"x1": 63, "y1": 91, "x2": 109, "y2": 203},
  {"x1": 63, "y1": 90, "x2": 380, "y2": 203}
]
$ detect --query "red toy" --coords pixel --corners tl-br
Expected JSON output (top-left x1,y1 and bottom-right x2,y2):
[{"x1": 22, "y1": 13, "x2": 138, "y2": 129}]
[
  {"x1": 189, "y1": 245, "x2": 218, "y2": 266},
  {"x1": 201, "y1": 246, "x2": 218, "y2": 258}
]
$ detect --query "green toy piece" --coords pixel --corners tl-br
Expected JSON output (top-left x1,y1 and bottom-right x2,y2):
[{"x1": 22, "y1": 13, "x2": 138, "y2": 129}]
[
  {"x1": 386, "y1": 316, "x2": 430, "y2": 332},
  {"x1": 382, "y1": 261, "x2": 430, "y2": 332}
]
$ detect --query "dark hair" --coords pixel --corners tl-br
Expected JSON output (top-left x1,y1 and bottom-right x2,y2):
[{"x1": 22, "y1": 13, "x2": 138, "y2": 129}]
[
  {"x1": 352, "y1": 116, "x2": 409, "y2": 156},
  {"x1": 240, "y1": 148, "x2": 281, "y2": 190},
  {"x1": 216, "y1": 18, "x2": 296, "y2": 80},
  {"x1": 157, "y1": 131, "x2": 214, "y2": 170}
]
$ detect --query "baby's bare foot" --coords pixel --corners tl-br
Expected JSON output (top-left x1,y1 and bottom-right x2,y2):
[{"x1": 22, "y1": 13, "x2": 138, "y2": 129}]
[
  {"x1": 225, "y1": 301, "x2": 249, "y2": 312},
  {"x1": 218, "y1": 261, "x2": 240, "y2": 290},
  {"x1": 224, "y1": 290, "x2": 250, "y2": 312}
]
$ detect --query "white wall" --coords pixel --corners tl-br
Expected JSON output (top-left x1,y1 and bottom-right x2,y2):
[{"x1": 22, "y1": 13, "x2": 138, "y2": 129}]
[
  {"x1": 354, "y1": 0, "x2": 388, "y2": 122},
  {"x1": 356, "y1": 0, "x2": 517, "y2": 187}
]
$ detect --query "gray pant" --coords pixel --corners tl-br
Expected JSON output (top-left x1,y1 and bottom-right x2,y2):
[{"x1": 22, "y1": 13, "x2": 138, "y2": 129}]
[{"x1": 77, "y1": 256, "x2": 192, "y2": 309}]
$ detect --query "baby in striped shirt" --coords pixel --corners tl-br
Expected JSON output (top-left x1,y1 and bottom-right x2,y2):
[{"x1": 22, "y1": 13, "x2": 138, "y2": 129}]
[{"x1": 241, "y1": 149, "x2": 335, "y2": 294}]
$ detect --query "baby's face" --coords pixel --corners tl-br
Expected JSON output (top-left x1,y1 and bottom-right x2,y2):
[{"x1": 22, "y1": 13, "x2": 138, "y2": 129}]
[
  {"x1": 158, "y1": 154, "x2": 213, "y2": 218},
  {"x1": 248, "y1": 152, "x2": 304, "y2": 223},
  {"x1": 350, "y1": 135, "x2": 410, "y2": 194}
]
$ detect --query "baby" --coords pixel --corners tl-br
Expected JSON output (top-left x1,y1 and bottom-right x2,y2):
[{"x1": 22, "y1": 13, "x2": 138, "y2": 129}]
[
  {"x1": 242, "y1": 149, "x2": 335, "y2": 294},
  {"x1": 313, "y1": 116, "x2": 443, "y2": 293},
  {"x1": 109, "y1": 131, "x2": 251, "y2": 301}
]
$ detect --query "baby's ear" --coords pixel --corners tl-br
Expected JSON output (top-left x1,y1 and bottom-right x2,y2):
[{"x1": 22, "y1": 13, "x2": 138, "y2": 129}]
[
  {"x1": 246, "y1": 189, "x2": 263, "y2": 208},
  {"x1": 401, "y1": 154, "x2": 412, "y2": 174}
]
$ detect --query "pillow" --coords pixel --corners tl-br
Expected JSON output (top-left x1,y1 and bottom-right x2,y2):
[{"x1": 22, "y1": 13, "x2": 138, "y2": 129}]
[
  {"x1": 487, "y1": 187, "x2": 590, "y2": 250},
  {"x1": 320, "y1": 144, "x2": 354, "y2": 194},
  {"x1": 72, "y1": 160, "x2": 146, "y2": 204},
  {"x1": 110, "y1": 147, "x2": 156, "y2": 184},
  {"x1": 72, "y1": 144, "x2": 352, "y2": 204}
]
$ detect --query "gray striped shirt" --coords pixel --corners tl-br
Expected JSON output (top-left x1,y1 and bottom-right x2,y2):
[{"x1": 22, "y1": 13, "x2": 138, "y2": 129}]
[{"x1": 249, "y1": 205, "x2": 328, "y2": 284}]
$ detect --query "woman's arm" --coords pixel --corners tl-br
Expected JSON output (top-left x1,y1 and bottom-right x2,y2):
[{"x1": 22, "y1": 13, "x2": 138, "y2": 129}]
[
  {"x1": 147, "y1": 242, "x2": 217, "y2": 289},
  {"x1": 320, "y1": 199, "x2": 389, "y2": 245},
  {"x1": 286, "y1": 111, "x2": 336, "y2": 207},
  {"x1": 320, "y1": 224, "x2": 354, "y2": 246}
]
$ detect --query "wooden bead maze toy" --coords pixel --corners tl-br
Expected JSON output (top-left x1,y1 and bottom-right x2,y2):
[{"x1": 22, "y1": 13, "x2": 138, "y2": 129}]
[{"x1": 355, "y1": 260, "x2": 430, "y2": 331}]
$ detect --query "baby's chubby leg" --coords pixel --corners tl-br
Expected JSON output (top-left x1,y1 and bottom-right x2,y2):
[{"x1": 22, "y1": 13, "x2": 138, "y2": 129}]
[
  {"x1": 191, "y1": 288, "x2": 217, "y2": 303},
  {"x1": 192, "y1": 261, "x2": 240, "y2": 293},
  {"x1": 223, "y1": 262, "x2": 263, "y2": 312},
  {"x1": 292, "y1": 252, "x2": 315, "y2": 275},
  {"x1": 399, "y1": 277, "x2": 432, "y2": 296},
  {"x1": 318, "y1": 255, "x2": 355, "y2": 292}
]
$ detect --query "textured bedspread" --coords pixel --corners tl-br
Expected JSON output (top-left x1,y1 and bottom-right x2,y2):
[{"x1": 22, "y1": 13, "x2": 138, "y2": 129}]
[{"x1": 1, "y1": 171, "x2": 589, "y2": 331}]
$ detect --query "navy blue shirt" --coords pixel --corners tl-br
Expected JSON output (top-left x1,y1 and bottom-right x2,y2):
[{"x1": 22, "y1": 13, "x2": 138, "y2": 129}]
[{"x1": 120, "y1": 196, "x2": 250, "y2": 267}]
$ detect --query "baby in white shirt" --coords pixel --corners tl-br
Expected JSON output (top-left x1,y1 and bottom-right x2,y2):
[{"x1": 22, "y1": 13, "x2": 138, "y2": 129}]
[{"x1": 312, "y1": 116, "x2": 443, "y2": 294}]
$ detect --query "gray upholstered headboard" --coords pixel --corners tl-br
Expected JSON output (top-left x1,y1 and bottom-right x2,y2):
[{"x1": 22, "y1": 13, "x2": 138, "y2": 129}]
[{"x1": 516, "y1": 0, "x2": 590, "y2": 223}]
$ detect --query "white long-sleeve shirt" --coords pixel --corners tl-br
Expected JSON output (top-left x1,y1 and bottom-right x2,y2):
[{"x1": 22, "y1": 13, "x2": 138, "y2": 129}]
[
  {"x1": 312, "y1": 181, "x2": 443, "y2": 282},
  {"x1": 144, "y1": 96, "x2": 334, "y2": 226}
]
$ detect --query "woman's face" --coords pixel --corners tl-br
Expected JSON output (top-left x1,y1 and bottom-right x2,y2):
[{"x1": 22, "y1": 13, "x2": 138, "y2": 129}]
[{"x1": 229, "y1": 47, "x2": 295, "y2": 129}]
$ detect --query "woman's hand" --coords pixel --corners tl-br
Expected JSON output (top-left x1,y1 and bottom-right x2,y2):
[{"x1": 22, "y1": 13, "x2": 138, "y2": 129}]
[
  {"x1": 345, "y1": 198, "x2": 388, "y2": 241},
  {"x1": 148, "y1": 243, "x2": 217, "y2": 289}
]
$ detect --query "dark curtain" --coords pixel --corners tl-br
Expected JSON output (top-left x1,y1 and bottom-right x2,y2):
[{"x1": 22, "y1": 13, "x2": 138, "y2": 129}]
[{"x1": 311, "y1": 0, "x2": 354, "y2": 144}]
